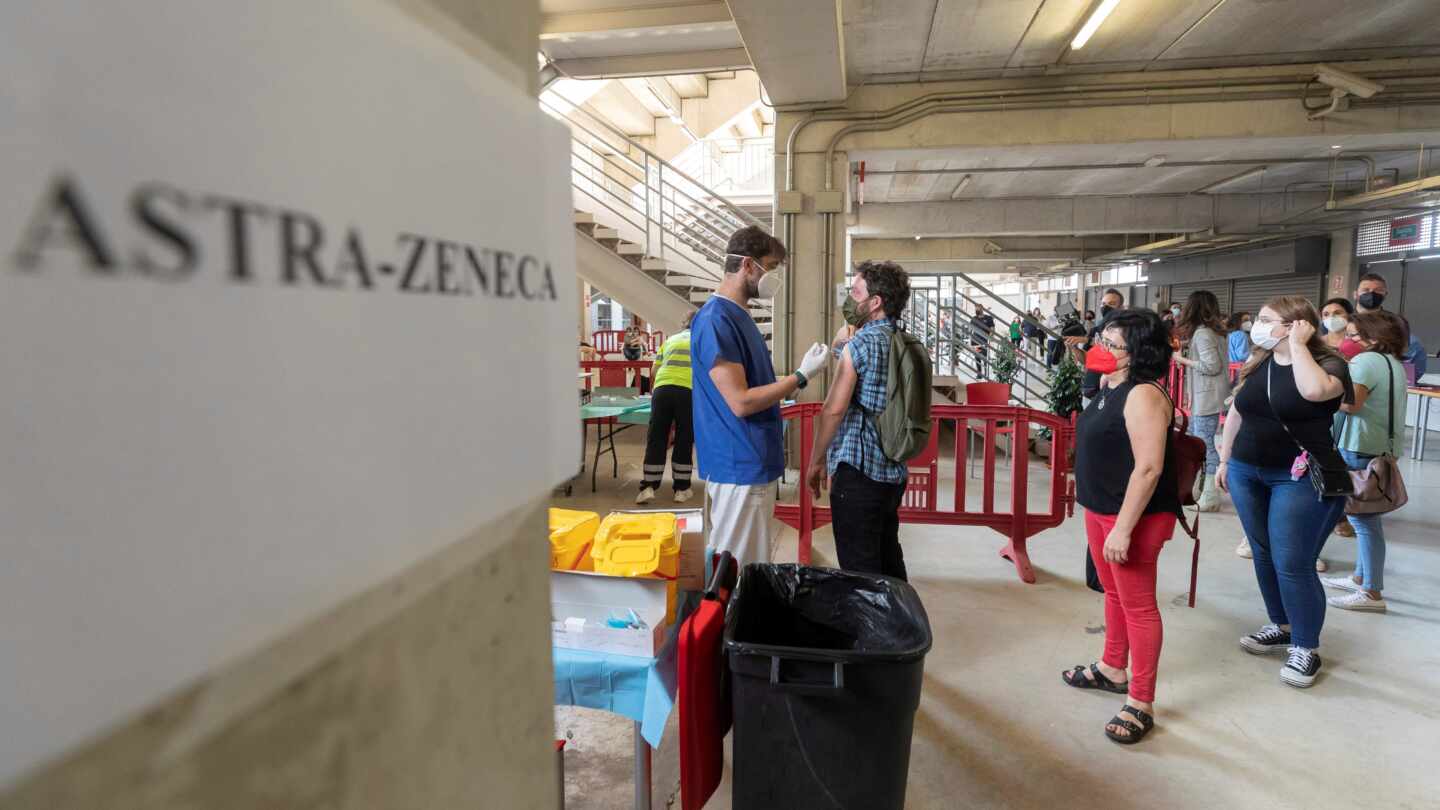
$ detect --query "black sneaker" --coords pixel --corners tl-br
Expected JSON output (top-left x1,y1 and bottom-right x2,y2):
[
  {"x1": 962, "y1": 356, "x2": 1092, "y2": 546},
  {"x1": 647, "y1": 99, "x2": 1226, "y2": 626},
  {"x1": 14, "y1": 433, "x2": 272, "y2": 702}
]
[
  {"x1": 1281, "y1": 647, "x2": 1322, "y2": 689},
  {"x1": 1240, "y1": 624, "x2": 1291, "y2": 656}
]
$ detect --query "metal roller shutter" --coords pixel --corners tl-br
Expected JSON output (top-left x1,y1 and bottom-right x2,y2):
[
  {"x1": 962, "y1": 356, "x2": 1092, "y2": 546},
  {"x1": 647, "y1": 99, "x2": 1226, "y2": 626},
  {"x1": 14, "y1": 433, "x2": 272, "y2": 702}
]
[
  {"x1": 1168, "y1": 280, "x2": 1233, "y2": 313},
  {"x1": 1231, "y1": 274, "x2": 1324, "y2": 316}
]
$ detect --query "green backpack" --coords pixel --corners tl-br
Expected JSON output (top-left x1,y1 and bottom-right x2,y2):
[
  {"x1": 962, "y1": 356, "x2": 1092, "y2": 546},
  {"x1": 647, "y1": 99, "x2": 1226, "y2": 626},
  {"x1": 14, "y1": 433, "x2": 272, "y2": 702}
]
[{"x1": 872, "y1": 325, "x2": 933, "y2": 463}]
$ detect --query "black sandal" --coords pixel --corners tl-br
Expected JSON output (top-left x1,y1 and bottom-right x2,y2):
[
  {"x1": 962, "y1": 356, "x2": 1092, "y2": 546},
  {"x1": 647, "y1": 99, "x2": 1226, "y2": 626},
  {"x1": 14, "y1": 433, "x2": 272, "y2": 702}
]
[
  {"x1": 1104, "y1": 705, "x2": 1155, "y2": 745},
  {"x1": 1062, "y1": 663, "x2": 1129, "y2": 694}
]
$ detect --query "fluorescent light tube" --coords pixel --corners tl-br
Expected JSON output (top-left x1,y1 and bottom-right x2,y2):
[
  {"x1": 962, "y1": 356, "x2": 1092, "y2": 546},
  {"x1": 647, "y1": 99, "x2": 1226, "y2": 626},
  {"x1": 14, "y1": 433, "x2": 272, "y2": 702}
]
[{"x1": 1072, "y1": 0, "x2": 1121, "y2": 50}]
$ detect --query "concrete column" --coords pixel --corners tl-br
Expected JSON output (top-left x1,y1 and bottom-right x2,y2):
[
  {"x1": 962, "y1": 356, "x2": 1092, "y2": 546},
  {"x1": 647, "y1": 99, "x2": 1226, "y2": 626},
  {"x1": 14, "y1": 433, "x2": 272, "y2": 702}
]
[
  {"x1": 1326, "y1": 228, "x2": 1357, "y2": 301},
  {"x1": 1, "y1": 3, "x2": 561, "y2": 808},
  {"x1": 775, "y1": 125, "x2": 847, "y2": 401}
]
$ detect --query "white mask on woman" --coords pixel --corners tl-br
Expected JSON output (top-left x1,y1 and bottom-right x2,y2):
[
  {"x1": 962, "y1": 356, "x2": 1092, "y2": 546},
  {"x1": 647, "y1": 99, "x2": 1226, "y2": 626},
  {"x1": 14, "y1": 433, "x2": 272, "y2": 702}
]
[
  {"x1": 1240, "y1": 320, "x2": 1253, "y2": 332},
  {"x1": 1250, "y1": 321, "x2": 1284, "y2": 350},
  {"x1": 1322, "y1": 315, "x2": 1347, "y2": 334}
]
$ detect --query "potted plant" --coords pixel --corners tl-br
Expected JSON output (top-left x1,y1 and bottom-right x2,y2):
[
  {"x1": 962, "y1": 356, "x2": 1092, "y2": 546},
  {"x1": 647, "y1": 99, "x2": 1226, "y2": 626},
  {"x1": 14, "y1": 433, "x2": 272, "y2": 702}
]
[
  {"x1": 1037, "y1": 350, "x2": 1083, "y2": 462},
  {"x1": 992, "y1": 338, "x2": 1019, "y2": 388}
]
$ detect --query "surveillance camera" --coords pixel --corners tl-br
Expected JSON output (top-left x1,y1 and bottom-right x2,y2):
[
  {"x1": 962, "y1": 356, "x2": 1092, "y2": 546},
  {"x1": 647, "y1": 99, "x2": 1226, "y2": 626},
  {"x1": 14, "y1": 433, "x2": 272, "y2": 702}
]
[{"x1": 1314, "y1": 64, "x2": 1384, "y2": 99}]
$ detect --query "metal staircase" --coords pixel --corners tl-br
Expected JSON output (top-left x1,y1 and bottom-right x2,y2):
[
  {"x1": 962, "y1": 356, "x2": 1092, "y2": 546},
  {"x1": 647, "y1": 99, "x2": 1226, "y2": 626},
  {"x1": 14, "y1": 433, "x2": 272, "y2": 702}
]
[{"x1": 543, "y1": 98, "x2": 774, "y2": 338}]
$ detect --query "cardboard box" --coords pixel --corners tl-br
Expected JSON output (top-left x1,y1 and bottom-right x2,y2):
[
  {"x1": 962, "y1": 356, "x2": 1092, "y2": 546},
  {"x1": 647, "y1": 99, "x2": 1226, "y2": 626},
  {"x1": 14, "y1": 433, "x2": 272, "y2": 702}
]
[
  {"x1": 613, "y1": 508, "x2": 706, "y2": 591},
  {"x1": 551, "y1": 570, "x2": 668, "y2": 658}
]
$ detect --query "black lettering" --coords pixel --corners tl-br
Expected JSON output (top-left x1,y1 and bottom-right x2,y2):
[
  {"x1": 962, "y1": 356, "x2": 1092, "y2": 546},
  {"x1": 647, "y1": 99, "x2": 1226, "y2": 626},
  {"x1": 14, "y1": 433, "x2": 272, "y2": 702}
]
[
  {"x1": 334, "y1": 228, "x2": 373, "y2": 290},
  {"x1": 397, "y1": 233, "x2": 431, "y2": 293},
  {"x1": 516, "y1": 255, "x2": 538, "y2": 299},
  {"x1": 12, "y1": 175, "x2": 116, "y2": 271},
  {"x1": 131, "y1": 183, "x2": 198, "y2": 280},
  {"x1": 464, "y1": 246, "x2": 491, "y2": 295},
  {"x1": 205, "y1": 196, "x2": 271, "y2": 282},
  {"x1": 494, "y1": 250, "x2": 515, "y2": 298},
  {"x1": 539, "y1": 262, "x2": 558, "y2": 301},
  {"x1": 435, "y1": 240, "x2": 460, "y2": 295},
  {"x1": 279, "y1": 211, "x2": 332, "y2": 286}
]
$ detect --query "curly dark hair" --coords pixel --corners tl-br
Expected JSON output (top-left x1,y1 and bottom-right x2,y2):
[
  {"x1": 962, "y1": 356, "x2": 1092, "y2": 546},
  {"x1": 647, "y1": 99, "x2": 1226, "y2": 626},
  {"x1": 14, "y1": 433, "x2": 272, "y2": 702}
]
[
  {"x1": 855, "y1": 260, "x2": 911, "y2": 320},
  {"x1": 1176, "y1": 289, "x2": 1227, "y2": 340},
  {"x1": 724, "y1": 225, "x2": 786, "y2": 273},
  {"x1": 1102, "y1": 308, "x2": 1173, "y2": 384}
]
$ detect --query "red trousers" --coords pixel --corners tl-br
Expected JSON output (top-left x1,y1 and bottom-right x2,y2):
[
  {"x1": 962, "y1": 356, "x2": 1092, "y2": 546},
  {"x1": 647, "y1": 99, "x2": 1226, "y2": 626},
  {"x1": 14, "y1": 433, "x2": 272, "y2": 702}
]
[{"x1": 1085, "y1": 510, "x2": 1176, "y2": 703}]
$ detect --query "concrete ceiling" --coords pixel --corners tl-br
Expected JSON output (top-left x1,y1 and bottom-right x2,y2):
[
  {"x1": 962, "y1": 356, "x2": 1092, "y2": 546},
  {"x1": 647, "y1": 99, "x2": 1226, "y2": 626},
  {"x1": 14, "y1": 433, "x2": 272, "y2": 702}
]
[
  {"x1": 853, "y1": 133, "x2": 1440, "y2": 203},
  {"x1": 842, "y1": 0, "x2": 1440, "y2": 84},
  {"x1": 538, "y1": 0, "x2": 748, "y2": 76}
]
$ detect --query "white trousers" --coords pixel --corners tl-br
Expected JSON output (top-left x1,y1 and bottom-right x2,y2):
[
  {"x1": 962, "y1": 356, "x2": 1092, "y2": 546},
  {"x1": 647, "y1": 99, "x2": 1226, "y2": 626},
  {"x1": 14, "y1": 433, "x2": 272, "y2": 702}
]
[{"x1": 704, "y1": 480, "x2": 778, "y2": 571}]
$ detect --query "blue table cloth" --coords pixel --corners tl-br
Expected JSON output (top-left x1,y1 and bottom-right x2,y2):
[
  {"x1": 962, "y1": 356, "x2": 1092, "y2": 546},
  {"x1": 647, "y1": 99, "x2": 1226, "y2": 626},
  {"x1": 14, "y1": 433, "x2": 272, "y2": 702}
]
[
  {"x1": 553, "y1": 643, "x2": 676, "y2": 748},
  {"x1": 553, "y1": 593, "x2": 700, "y2": 748}
]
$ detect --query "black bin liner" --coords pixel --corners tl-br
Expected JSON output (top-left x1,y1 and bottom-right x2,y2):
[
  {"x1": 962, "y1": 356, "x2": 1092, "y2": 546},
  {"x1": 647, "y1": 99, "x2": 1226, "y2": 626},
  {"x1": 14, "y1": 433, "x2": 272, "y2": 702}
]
[{"x1": 723, "y1": 564, "x2": 933, "y2": 810}]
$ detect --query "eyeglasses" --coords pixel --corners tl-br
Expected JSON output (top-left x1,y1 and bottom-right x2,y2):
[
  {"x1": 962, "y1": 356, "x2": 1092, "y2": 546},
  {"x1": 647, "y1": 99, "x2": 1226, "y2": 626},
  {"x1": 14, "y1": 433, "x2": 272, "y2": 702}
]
[{"x1": 1097, "y1": 335, "x2": 1128, "y2": 353}]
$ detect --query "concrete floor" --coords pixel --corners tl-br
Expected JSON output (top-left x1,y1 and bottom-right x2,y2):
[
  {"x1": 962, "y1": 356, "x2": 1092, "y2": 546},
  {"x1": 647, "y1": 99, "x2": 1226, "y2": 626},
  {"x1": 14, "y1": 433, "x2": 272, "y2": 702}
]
[{"x1": 553, "y1": 425, "x2": 1440, "y2": 810}]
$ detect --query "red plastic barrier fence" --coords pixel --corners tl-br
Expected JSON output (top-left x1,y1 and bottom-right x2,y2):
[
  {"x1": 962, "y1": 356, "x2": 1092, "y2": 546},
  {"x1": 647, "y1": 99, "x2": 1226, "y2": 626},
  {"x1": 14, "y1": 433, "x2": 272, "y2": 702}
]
[
  {"x1": 581, "y1": 359, "x2": 652, "y2": 390},
  {"x1": 1166, "y1": 360, "x2": 1189, "y2": 415},
  {"x1": 774, "y1": 402, "x2": 1075, "y2": 584}
]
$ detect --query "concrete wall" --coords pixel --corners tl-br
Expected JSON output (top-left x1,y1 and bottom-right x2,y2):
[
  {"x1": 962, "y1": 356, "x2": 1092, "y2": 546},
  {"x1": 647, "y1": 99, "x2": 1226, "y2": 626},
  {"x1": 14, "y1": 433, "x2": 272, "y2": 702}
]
[{"x1": 0, "y1": 3, "x2": 560, "y2": 808}]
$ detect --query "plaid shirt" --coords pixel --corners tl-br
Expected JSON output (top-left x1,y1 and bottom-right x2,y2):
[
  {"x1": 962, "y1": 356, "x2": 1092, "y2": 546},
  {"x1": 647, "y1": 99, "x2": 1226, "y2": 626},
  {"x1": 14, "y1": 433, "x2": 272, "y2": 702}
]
[{"x1": 826, "y1": 318, "x2": 908, "y2": 484}]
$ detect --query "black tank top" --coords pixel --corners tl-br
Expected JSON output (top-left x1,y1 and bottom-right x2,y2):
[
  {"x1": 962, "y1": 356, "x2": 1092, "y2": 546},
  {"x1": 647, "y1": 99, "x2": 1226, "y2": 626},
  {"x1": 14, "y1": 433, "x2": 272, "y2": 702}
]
[{"x1": 1075, "y1": 380, "x2": 1182, "y2": 516}]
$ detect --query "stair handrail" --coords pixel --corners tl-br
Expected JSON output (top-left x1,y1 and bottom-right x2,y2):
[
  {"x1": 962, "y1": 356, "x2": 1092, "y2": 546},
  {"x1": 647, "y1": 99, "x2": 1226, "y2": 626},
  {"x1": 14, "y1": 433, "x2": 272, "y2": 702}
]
[{"x1": 541, "y1": 95, "x2": 765, "y2": 231}]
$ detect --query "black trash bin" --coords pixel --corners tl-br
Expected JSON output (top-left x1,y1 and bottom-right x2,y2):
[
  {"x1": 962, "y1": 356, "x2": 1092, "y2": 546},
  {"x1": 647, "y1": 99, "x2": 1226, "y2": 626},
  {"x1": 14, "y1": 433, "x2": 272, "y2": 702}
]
[{"x1": 723, "y1": 564, "x2": 933, "y2": 810}]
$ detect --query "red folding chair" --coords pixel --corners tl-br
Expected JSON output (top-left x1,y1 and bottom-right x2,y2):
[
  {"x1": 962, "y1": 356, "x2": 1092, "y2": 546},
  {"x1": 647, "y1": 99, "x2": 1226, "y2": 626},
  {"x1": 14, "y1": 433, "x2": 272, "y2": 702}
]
[
  {"x1": 901, "y1": 427, "x2": 940, "y2": 511},
  {"x1": 965, "y1": 382, "x2": 1015, "y2": 478},
  {"x1": 592, "y1": 330, "x2": 624, "y2": 355}
]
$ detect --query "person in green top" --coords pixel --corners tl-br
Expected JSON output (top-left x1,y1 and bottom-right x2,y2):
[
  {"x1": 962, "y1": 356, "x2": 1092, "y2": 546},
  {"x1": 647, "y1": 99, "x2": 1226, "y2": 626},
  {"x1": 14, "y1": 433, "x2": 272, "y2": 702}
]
[
  {"x1": 638, "y1": 311, "x2": 696, "y2": 504},
  {"x1": 1323, "y1": 310, "x2": 1410, "y2": 613},
  {"x1": 1009, "y1": 317, "x2": 1023, "y2": 350}
]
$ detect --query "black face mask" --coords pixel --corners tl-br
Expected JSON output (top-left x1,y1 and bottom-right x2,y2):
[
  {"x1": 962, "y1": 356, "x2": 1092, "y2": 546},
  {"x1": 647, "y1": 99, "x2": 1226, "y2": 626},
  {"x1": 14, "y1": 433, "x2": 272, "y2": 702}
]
[
  {"x1": 1358, "y1": 291, "x2": 1386, "y2": 310},
  {"x1": 1100, "y1": 305, "x2": 1114, "y2": 318}
]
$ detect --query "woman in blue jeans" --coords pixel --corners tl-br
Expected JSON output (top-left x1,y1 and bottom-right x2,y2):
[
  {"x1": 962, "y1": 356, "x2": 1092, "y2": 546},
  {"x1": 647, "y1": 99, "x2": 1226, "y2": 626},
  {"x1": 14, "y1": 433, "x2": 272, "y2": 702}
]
[
  {"x1": 1324, "y1": 310, "x2": 1410, "y2": 612},
  {"x1": 1217, "y1": 296, "x2": 1351, "y2": 689}
]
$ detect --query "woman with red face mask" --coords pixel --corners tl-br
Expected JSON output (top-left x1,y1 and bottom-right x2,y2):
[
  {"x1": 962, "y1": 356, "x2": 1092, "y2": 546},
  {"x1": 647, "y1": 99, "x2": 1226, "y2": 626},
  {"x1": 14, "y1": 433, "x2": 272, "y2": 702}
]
[{"x1": 1062, "y1": 308, "x2": 1179, "y2": 745}]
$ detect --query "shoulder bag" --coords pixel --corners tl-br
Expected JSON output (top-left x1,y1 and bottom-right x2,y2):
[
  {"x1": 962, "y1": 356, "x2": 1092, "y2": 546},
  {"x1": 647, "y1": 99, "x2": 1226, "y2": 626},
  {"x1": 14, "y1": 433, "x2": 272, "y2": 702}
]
[
  {"x1": 1150, "y1": 382, "x2": 1207, "y2": 607},
  {"x1": 1342, "y1": 356, "x2": 1409, "y2": 515},
  {"x1": 1266, "y1": 360, "x2": 1354, "y2": 500}
]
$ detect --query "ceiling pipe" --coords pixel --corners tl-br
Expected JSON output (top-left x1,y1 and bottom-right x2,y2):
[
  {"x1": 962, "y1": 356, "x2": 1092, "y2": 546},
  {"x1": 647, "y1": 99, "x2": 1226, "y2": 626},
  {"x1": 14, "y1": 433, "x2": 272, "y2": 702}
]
[
  {"x1": 858, "y1": 155, "x2": 1376, "y2": 180},
  {"x1": 782, "y1": 68, "x2": 1440, "y2": 191},
  {"x1": 816, "y1": 86, "x2": 1416, "y2": 189}
]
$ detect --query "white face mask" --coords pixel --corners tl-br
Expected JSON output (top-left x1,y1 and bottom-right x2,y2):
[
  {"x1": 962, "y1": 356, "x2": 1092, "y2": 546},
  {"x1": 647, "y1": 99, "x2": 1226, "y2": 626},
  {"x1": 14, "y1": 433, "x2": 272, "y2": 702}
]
[
  {"x1": 1250, "y1": 321, "x2": 1284, "y2": 350},
  {"x1": 1171, "y1": 307, "x2": 1182, "y2": 317},
  {"x1": 1240, "y1": 320, "x2": 1253, "y2": 332},
  {"x1": 1322, "y1": 316, "x2": 1347, "y2": 334},
  {"x1": 757, "y1": 269, "x2": 784, "y2": 299},
  {"x1": 727, "y1": 253, "x2": 782, "y2": 300}
]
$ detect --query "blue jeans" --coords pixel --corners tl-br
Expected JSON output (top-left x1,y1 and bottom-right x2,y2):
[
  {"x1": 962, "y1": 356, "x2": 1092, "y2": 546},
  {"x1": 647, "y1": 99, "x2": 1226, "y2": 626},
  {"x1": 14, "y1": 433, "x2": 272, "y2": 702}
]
[
  {"x1": 1227, "y1": 459, "x2": 1347, "y2": 649},
  {"x1": 1190, "y1": 413, "x2": 1221, "y2": 474},
  {"x1": 1339, "y1": 450, "x2": 1386, "y2": 592}
]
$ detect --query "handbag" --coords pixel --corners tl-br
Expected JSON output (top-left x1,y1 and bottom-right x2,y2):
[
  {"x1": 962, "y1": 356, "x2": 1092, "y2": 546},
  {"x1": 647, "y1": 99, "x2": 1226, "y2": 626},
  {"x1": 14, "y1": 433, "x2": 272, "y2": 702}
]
[
  {"x1": 1341, "y1": 356, "x2": 1409, "y2": 515},
  {"x1": 1149, "y1": 382, "x2": 1207, "y2": 607},
  {"x1": 1266, "y1": 360, "x2": 1354, "y2": 501}
]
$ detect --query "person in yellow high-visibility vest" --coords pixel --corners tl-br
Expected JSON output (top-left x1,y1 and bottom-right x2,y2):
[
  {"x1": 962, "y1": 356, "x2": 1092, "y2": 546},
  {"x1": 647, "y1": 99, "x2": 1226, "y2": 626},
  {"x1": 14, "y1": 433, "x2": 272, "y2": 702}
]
[{"x1": 638, "y1": 311, "x2": 695, "y2": 504}]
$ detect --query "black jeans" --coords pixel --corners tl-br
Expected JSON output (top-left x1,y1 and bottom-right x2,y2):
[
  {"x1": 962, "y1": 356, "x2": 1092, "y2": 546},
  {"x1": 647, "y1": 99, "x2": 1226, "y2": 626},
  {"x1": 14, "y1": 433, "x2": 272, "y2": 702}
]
[
  {"x1": 830, "y1": 463, "x2": 908, "y2": 580},
  {"x1": 641, "y1": 385, "x2": 693, "y2": 491}
]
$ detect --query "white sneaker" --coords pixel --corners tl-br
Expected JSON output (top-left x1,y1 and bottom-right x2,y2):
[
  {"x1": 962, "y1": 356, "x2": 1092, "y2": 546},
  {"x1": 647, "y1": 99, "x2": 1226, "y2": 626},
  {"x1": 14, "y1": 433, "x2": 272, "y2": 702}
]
[
  {"x1": 1315, "y1": 558, "x2": 1329, "y2": 573},
  {"x1": 1328, "y1": 591, "x2": 1387, "y2": 612},
  {"x1": 1236, "y1": 538, "x2": 1252, "y2": 559},
  {"x1": 1322, "y1": 575, "x2": 1361, "y2": 593},
  {"x1": 673, "y1": 488, "x2": 693, "y2": 504},
  {"x1": 635, "y1": 487, "x2": 656, "y2": 505}
]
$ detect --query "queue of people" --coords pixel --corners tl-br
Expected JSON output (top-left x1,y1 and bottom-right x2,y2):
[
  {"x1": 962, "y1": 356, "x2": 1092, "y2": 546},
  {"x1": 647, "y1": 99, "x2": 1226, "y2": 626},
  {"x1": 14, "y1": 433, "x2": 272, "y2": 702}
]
[{"x1": 607, "y1": 224, "x2": 1425, "y2": 748}]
